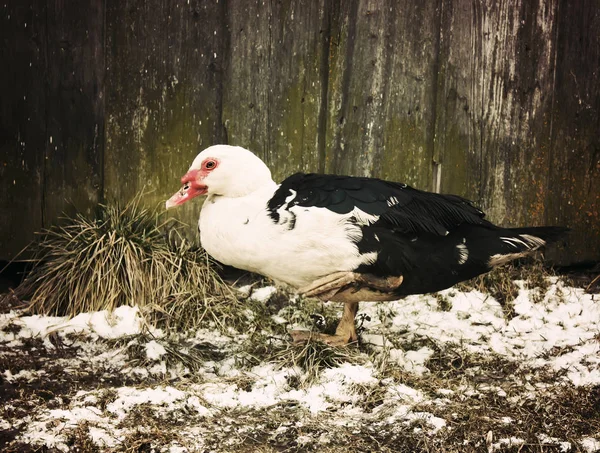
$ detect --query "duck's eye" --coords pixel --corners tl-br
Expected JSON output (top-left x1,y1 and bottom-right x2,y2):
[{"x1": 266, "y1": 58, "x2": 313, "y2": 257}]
[{"x1": 205, "y1": 160, "x2": 216, "y2": 170}]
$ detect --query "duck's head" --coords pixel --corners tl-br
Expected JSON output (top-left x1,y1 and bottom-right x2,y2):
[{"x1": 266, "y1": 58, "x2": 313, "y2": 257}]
[{"x1": 166, "y1": 145, "x2": 273, "y2": 208}]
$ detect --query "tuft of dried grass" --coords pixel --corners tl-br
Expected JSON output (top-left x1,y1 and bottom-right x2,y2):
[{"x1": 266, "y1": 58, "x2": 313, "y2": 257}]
[
  {"x1": 276, "y1": 295, "x2": 341, "y2": 336},
  {"x1": 107, "y1": 333, "x2": 226, "y2": 375},
  {"x1": 273, "y1": 337, "x2": 363, "y2": 387},
  {"x1": 65, "y1": 422, "x2": 98, "y2": 453},
  {"x1": 12, "y1": 199, "x2": 251, "y2": 333},
  {"x1": 456, "y1": 256, "x2": 555, "y2": 318},
  {"x1": 233, "y1": 325, "x2": 362, "y2": 387}
]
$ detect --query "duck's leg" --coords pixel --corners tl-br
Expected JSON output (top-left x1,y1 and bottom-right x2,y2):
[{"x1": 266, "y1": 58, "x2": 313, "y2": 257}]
[
  {"x1": 299, "y1": 272, "x2": 403, "y2": 301},
  {"x1": 289, "y1": 301, "x2": 360, "y2": 346},
  {"x1": 290, "y1": 272, "x2": 403, "y2": 346},
  {"x1": 297, "y1": 271, "x2": 358, "y2": 301},
  {"x1": 334, "y1": 300, "x2": 359, "y2": 342}
]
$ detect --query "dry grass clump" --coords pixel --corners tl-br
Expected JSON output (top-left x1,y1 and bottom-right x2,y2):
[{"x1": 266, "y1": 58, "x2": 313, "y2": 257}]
[
  {"x1": 12, "y1": 199, "x2": 249, "y2": 332},
  {"x1": 235, "y1": 329, "x2": 362, "y2": 387},
  {"x1": 456, "y1": 256, "x2": 555, "y2": 318},
  {"x1": 456, "y1": 265, "x2": 519, "y2": 309},
  {"x1": 371, "y1": 341, "x2": 600, "y2": 452},
  {"x1": 114, "y1": 404, "x2": 192, "y2": 453},
  {"x1": 107, "y1": 333, "x2": 226, "y2": 375},
  {"x1": 276, "y1": 295, "x2": 341, "y2": 336},
  {"x1": 274, "y1": 337, "x2": 363, "y2": 387}
]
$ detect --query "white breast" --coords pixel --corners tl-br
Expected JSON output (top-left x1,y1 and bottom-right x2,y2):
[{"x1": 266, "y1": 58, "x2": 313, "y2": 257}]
[{"x1": 199, "y1": 185, "x2": 376, "y2": 288}]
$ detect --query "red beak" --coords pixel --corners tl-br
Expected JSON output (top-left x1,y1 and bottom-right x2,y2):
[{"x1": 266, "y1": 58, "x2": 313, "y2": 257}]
[{"x1": 165, "y1": 170, "x2": 208, "y2": 209}]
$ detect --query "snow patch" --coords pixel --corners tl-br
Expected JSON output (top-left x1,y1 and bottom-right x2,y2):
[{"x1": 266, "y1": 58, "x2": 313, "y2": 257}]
[
  {"x1": 14, "y1": 305, "x2": 142, "y2": 340},
  {"x1": 250, "y1": 286, "x2": 277, "y2": 303},
  {"x1": 144, "y1": 340, "x2": 167, "y2": 360}
]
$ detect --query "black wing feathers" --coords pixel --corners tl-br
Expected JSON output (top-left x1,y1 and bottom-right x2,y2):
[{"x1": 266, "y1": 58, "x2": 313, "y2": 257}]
[
  {"x1": 379, "y1": 192, "x2": 488, "y2": 235},
  {"x1": 267, "y1": 173, "x2": 491, "y2": 235}
]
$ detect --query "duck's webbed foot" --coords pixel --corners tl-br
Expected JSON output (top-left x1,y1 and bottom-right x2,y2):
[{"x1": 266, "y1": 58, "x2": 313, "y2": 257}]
[
  {"x1": 288, "y1": 330, "x2": 357, "y2": 347},
  {"x1": 299, "y1": 272, "x2": 403, "y2": 302},
  {"x1": 292, "y1": 273, "x2": 403, "y2": 347},
  {"x1": 289, "y1": 300, "x2": 360, "y2": 346}
]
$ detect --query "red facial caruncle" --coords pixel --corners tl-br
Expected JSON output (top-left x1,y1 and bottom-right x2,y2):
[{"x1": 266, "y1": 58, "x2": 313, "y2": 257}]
[{"x1": 165, "y1": 157, "x2": 219, "y2": 209}]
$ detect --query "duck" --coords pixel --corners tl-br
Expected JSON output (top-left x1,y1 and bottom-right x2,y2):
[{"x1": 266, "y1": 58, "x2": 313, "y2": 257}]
[{"x1": 166, "y1": 144, "x2": 567, "y2": 345}]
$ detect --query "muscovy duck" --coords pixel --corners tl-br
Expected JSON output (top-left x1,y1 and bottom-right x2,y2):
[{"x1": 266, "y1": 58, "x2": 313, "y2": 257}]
[{"x1": 166, "y1": 145, "x2": 567, "y2": 345}]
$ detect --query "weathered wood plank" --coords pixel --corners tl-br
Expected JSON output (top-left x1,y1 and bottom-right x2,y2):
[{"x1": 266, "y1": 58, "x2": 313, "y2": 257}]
[
  {"x1": 220, "y1": 1, "x2": 270, "y2": 161},
  {"x1": 43, "y1": 0, "x2": 105, "y2": 224},
  {"x1": 477, "y1": 0, "x2": 559, "y2": 227},
  {"x1": 266, "y1": 0, "x2": 329, "y2": 179},
  {"x1": 1, "y1": 0, "x2": 598, "y2": 265},
  {"x1": 325, "y1": 0, "x2": 439, "y2": 189},
  {"x1": 222, "y1": 0, "x2": 327, "y2": 182},
  {"x1": 547, "y1": 0, "x2": 600, "y2": 264},
  {"x1": 377, "y1": 1, "x2": 440, "y2": 188},
  {"x1": 433, "y1": 0, "x2": 484, "y2": 200},
  {"x1": 104, "y1": 0, "x2": 225, "y2": 230},
  {"x1": 435, "y1": 0, "x2": 559, "y2": 225},
  {"x1": 0, "y1": 1, "x2": 46, "y2": 259}
]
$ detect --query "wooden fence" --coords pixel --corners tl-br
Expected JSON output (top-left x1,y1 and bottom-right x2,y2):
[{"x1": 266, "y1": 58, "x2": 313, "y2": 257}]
[{"x1": 1, "y1": 0, "x2": 599, "y2": 264}]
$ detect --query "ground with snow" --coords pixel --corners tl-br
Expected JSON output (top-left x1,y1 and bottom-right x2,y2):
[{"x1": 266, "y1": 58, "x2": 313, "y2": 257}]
[{"x1": 1, "y1": 277, "x2": 599, "y2": 452}]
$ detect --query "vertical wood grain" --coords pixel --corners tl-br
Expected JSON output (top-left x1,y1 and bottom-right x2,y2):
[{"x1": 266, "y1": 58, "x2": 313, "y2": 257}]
[
  {"x1": 1, "y1": 0, "x2": 599, "y2": 264},
  {"x1": 0, "y1": 1, "x2": 46, "y2": 259},
  {"x1": 222, "y1": 0, "x2": 327, "y2": 183},
  {"x1": 547, "y1": 0, "x2": 600, "y2": 262},
  {"x1": 43, "y1": 0, "x2": 105, "y2": 225},
  {"x1": 324, "y1": 0, "x2": 439, "y2": 190},
  {"x1": 104, "y1": 0, "x2": 225, "y2": 230}
]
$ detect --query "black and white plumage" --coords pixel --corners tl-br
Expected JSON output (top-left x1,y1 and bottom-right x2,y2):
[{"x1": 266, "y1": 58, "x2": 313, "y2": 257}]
[
  {"x1": 167, "y1": 145, "x2": 567, "y2": 344},
  {"x1": 267, "y1": 172, "x2": 565, "y2": 297}
]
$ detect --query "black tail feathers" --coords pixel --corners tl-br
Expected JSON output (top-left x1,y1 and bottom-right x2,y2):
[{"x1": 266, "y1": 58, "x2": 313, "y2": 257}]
[
  {"x1": 507, "y1": 226, "x2": 570, "y2": 245},
  {"x1": 485, "y1": 226, "x2": 569, "y2": 268}
]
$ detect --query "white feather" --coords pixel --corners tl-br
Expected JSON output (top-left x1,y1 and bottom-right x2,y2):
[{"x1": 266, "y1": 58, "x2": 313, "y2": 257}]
[
  {"x1": 500, "y1": 234, "x2": 546, "y2": 250},
  {"x1": 387, "y1": 196, "x2": 399, "y2": 207},
  {"x1": 456, "y1": 242, "x2": 469, "y2": 265},
  {"x1": 274, "y1": 189, "x2": 297, "y2": 227},
  {"x1": 200, "y1": 185, "x2": 376, "y2": 289},
  {"x1": 519, "y1": 234, "x2": 546, "y2": 248},
  {"x1": 350, "y1": 207, "x2": 380, "y2": 226},
  {"x1": 488, "y1": 252, "x2": 526, "y2": 267},
  {"x1": 500, "y1": 237, "x2": 528, "y2": 249}
]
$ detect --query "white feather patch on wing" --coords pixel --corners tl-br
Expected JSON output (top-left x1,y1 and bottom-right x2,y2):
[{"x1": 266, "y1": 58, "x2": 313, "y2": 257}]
[
  {"x1": 387, "y1": 196, "x2": 400, "y2": 207},
  {"x1": 350, "y1": 207, "x2": 380, "y2": 226},
  {"x1": 274, "y1": 189, "x2": 298, "y2": 227},
  {"x1": 359, "y1": 251, "x2": 378, "y2": 266},
  {"x1": 500, "y1": 237, "x2": 529, "y2": 249},
  {"x1": 456, "y1": 243, "x2": 469, "y2": 265},
  {"x1": 284, "y1": 189, "x2": 297, "y2": 204}
]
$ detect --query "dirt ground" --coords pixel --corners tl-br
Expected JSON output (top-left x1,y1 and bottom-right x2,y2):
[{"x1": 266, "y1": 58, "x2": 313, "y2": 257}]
[{"x1": 1, "y1": 267, "x2": 600, "y2": 452}]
